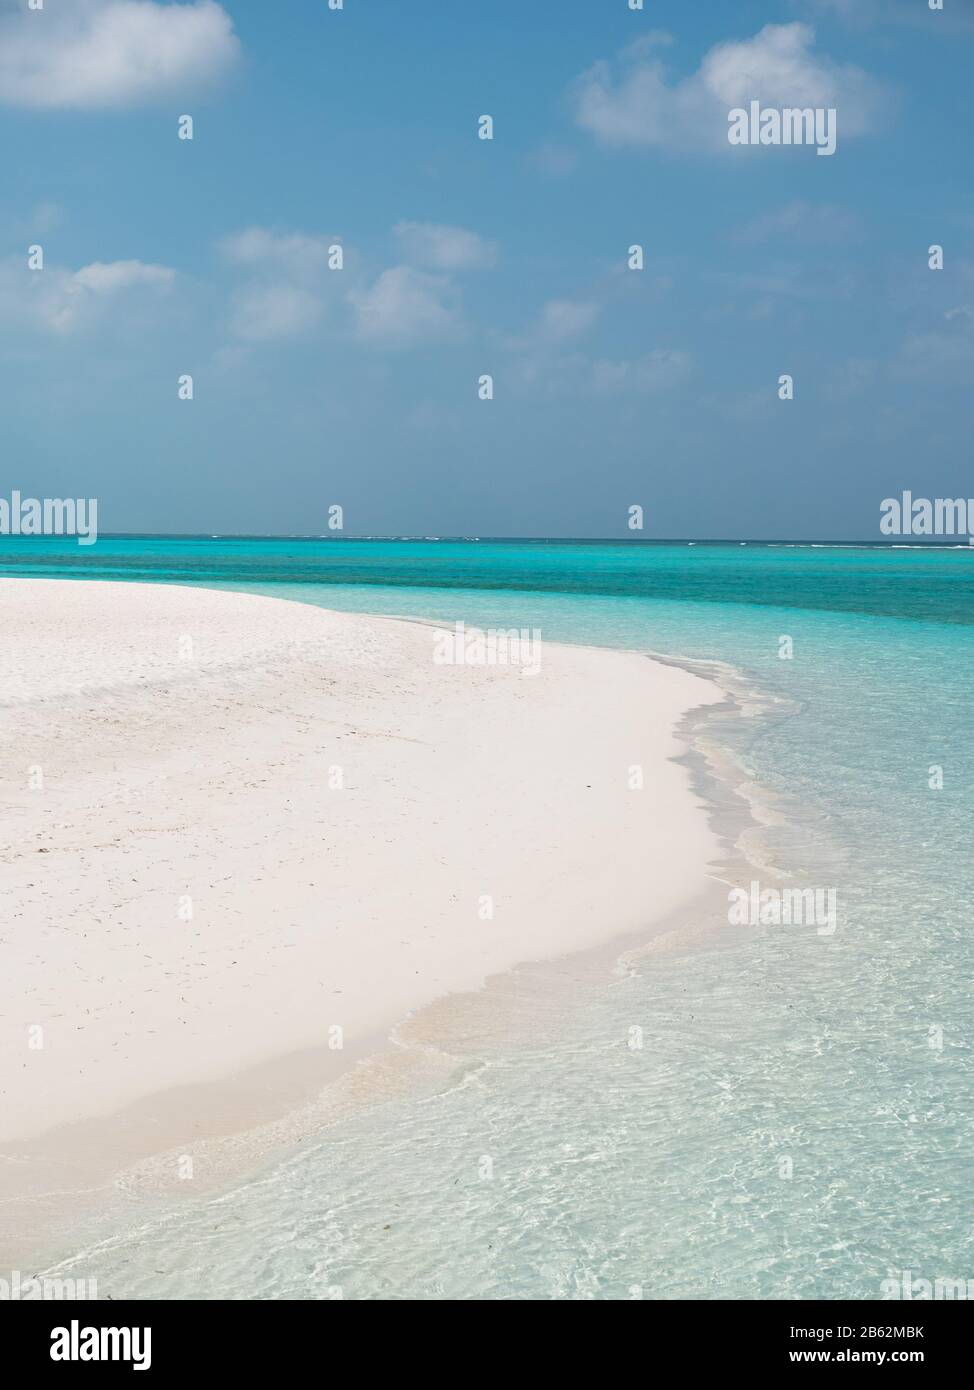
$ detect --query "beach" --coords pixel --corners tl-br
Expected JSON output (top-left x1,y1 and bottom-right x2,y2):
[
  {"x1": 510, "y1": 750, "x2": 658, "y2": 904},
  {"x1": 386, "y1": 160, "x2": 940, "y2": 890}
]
[{"x1": 0, "y1": 577, "x2": 722, "y2": 1266}]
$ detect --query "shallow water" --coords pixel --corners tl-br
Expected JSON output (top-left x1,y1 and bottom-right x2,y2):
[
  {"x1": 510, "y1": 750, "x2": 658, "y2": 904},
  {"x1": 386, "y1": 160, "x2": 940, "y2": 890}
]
[{"x1": 7, "y1": 540, "x2": 972, "y2": 1299}]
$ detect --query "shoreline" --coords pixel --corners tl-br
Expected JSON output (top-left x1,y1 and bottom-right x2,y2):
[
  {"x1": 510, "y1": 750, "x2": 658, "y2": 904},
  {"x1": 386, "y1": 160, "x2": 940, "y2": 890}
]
[
  {"x1": 32, "y1": 880, "x2": 737, "y2": 1283},
  {"x1": 1, "y1": 577, "x2": 732, "y2": 1270},
  {"x1": 46, "y1": 659, "x2": 795, "y2": 1293}
]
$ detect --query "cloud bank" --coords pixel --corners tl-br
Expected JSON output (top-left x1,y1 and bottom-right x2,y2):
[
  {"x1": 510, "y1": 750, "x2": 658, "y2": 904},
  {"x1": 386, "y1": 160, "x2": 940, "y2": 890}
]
[
  {"x1": 0, "y1": 0, "x2": 240, "y2": 110},
  {"x1": 393, "y1": 222, "x2": 497, "y2": 272},
  {"x1": 573, "y1": 24, "x2": 887, "y2": 152},
  {"x1": 218, "y1": 223, "x2": 491, "y2": 348},
  {"x1": 0, "y1": 255, "x2": 175, "y2": 334}
]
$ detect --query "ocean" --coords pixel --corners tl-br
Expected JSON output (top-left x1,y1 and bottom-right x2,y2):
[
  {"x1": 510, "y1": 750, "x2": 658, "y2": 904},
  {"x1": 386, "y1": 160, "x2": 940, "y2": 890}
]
[{"x1": 3, "y1": 538, "x2": 972, "y2": 1299}]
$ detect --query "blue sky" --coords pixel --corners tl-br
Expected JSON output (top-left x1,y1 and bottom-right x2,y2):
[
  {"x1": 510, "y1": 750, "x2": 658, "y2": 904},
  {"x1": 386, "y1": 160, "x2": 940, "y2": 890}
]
[{"x1": 1, "y1": 0, "x2": 971, "y2": 539}]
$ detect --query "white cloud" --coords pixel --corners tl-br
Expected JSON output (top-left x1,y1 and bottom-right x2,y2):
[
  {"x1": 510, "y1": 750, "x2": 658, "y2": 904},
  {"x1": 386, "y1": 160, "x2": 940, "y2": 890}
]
[
  {"x1": 710, "y1": 262, "x2": 857, "y2": 303},
  {"x1": 500, "y1": 294, "x2": 600, "y2": 394},
  {"x1": 508, "y1": 345, "x2": 693, "y2": 401},
  {"x1": 393, "y1": 222, "x2": 497, "y2": 271},
  {"x1": 573, "y1": 24, "x2": 887, "y2": 152},
  {"x1": 502, "y1": 298, "x2": 602, "y2": 391},
  {"x1": 507, "y1": 298, "x2": 601, "y2": 354},
  {"x1": 219, "y1": 226, "x2": 472, "y2": 348},
  {"x1": 228, "y1": 285, "x2": 323, "y2": 343},
  {"x1": 536, "y1": 299, "x2": 601, "y2": 344},
  {"x1": 0, "y1": 0, "x2": 240, "y2": 110},
  {"x1": 350, "y1": 266, "x2": 461, "y2": 345},
  {"x1": 73, "y1": 259, "x2": 175, "y2": 292},
  {"x1": 0, "y1": 255, "x2": 175, "y2": 334},
  {"x1": 218, "y1": 227, "x2": 343, "y2": 343},
  {"x1": 503, "y1": 299, "x2": 692, "y2": 400},
  {"x1": 894, "y1": 314, "x2": 974, "y2": 384},
  {"x1": 700, "y1": 25, "x2": 878, "y2": 123},
  {"x1": 218, "y1": 228, "x2": 336, "y2": 268},
  {"x1": 735, "y1": 200, "x2": 862, "y2": 244},
  {"x1": 591, "y1": 350, "x2": 693, "y2": 394}
]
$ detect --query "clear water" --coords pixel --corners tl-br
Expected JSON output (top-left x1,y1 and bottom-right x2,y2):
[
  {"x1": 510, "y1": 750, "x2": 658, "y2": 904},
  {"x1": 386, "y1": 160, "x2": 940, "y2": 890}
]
[{"x1": 6, "y1": 539, "x2": 973, "y2": 1300}]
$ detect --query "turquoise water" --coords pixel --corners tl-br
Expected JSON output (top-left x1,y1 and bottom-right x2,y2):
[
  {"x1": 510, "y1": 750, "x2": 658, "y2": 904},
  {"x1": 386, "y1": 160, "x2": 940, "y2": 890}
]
[
  {"x1": 7, "y1": 540, "x2": 973, "y2": 1299},
  {"x1": 3, "y1": 534, "x2": 974, "y2": 624}
]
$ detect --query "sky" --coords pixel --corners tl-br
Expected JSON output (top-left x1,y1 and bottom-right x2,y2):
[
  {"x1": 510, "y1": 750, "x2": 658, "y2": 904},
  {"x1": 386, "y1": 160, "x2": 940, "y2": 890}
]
[{"x1": 1, "y1": 0, "x2": 972, "y2": 540}]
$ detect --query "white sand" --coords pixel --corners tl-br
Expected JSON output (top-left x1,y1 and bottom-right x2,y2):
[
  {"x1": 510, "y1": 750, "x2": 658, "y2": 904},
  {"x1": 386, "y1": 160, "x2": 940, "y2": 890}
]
[{"x1": 0, "y1": 578, "x2": 721, "y2": 1152}]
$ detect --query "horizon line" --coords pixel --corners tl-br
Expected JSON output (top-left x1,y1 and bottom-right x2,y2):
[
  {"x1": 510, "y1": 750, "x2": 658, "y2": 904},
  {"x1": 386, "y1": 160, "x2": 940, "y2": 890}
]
[{"x1": 1, "y1": 533, "x2": 972, "y2": 549}]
